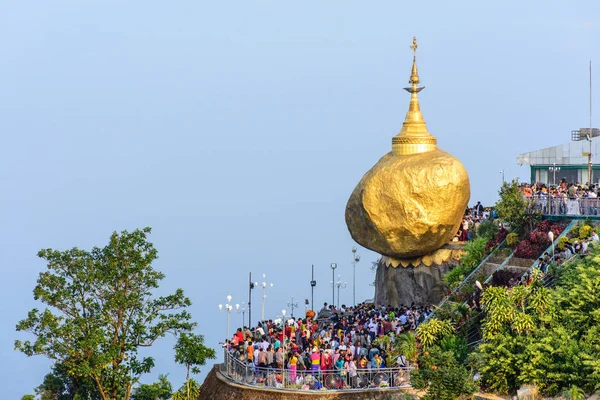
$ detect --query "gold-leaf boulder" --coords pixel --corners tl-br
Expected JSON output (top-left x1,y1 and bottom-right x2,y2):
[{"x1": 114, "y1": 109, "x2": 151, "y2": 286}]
[{"x1": 345, "y1": 37, "x2": 470, "y2": 260}]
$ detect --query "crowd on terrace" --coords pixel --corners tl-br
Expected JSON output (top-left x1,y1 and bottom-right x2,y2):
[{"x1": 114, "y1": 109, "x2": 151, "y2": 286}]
[
  {"x1": 222, "y1": 302, "x2": 433, "y2": 388},
  {"x1": 521, "y1": 180, "x2": 600, "y2": 215}
]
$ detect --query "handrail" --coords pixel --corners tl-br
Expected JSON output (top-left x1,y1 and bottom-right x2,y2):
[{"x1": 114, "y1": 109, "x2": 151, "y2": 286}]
[
  {"x1": 526, "y1": 220, "x2": 577, "y2": 274},
  {"x1": 483, "y1": 249, "x2": 516, "y2": 284},
  {"x1": 436, "y1": 238, "x2": 507, "y2": 311},
  {"x1": 220, "y1": 349, "x2": 413, "y2": 391},
  {"x1": 466, "y1": 220, "x2": 577, "y2": 349},
  {"x1": 528, "y1": 196, "x2": 600, "y2": 217}
]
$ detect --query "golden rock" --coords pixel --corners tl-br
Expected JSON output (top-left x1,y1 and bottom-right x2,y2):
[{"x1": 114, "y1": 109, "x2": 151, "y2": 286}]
[{"x1": 345, "y1": 37, "x2": 470, "y2": 260}]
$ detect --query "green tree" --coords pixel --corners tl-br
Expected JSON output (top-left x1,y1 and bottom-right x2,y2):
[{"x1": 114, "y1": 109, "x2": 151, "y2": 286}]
[
  {"x1": 35, "y1": 361, "x2": 100, "y2": 400},
  {"x1": 410, "y1": 347, "x2": 478, "y2": 400},
  {"x1": 475, "y1": 250, "x2": 600, "y2": 395},
  {"x1": 174, "y1": 332, "x2": 216, "y2": 400},
  {"x1": 21, "y1": 395, "x2": 35, "y2": 400},
  {"x1": 171, "y1": 378, "x2": 200, "y2": 400},
  {"x1": 415, "y1": 318, "x2": 454, "y2": 349},
  {"x1": 131, "y1": 374, "x2": 172, "y2": 400},
  {"x1": 15, "y1": 228, "x2": 196, "y2": 400},
  {"x1": 495, "y1": 179, "x2": 539, "y2": 235}
]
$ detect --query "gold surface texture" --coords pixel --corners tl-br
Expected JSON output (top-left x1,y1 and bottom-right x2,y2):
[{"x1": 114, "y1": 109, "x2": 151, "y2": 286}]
[
  {"x1": 345, "y1": 37, "x2": 471, "y2": 261},
  {"x1": 381, "y1": 244, "x2": 465, "y2": 268}
]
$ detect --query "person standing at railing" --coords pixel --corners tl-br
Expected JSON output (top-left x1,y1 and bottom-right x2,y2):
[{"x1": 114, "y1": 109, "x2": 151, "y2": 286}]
[
  {"x1": 310, "y1": 347, "x2": 320, "y2": 375},
  {"x1": 346, "y1": 355, "x2": 358, "y2": 388},
  {"x1": 371, "y1": 353, "x2": 383, "y2": 370},
  {"x1": 289, "y1": 352, "x2": 298, "y2": 382}
]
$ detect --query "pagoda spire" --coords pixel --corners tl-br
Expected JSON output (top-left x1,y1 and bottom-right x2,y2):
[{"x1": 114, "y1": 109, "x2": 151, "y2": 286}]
[{"x1": 391, "y1": 36, "x2": 438, "y2": 156}]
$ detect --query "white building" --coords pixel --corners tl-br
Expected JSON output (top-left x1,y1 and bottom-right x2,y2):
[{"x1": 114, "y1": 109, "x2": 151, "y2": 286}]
[{"x1": 517, "y1": 128, "x2": 600, "y2": 186}]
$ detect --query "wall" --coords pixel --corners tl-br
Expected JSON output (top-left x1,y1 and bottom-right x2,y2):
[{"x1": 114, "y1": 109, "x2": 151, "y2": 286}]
[{"x1": 199, "y1": 365, "x2": 418, "y2": 400}]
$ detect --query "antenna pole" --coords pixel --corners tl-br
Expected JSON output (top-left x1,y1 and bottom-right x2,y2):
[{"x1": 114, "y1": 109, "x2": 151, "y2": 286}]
[{"x1": 590, "y1": 60, "x2": 593, "y2": 187}]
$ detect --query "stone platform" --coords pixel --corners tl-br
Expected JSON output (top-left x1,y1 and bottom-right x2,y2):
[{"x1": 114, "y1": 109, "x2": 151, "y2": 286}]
[{"x1": 199, "y1": 365, "x2": 419, "y2": 400}]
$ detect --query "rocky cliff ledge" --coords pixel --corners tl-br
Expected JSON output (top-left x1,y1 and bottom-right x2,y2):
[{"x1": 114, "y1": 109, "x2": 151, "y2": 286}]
[
  {"x1": 373, "y1": 258, "x2": 453, "y2": 308},
  {"x1": 199, "y1": 365, "x2": 417, "y2": 400}
]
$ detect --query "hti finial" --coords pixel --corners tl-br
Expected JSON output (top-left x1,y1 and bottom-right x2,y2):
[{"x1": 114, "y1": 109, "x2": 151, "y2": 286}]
[
  {"x1": 410, "y1": 36, "x2": 418, "y2": 56},
  {"x1": 408, "y1": 37, "x2": 420, "y2": 86}
]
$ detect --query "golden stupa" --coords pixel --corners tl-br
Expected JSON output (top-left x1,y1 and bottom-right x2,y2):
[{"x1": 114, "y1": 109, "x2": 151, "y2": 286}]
[{"x1": 345, "y1": 37, "x2": 470, "y2": 265}]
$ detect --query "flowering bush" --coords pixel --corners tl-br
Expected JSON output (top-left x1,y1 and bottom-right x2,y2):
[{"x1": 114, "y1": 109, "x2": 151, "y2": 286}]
[
  {"x1": 485, "y1": 226, "x2": 509, "y2": 252},
  {"x1": 578, "y1": 225, "x2": 592, "y2": 240},
  {"x1": 514, "y1": 221, "x2": 565, "y2": 259},
  {"x1": 514, "y1": 240, "x2": 540, "y2": 259},
  {"x1": 506, "y1": 233, "x2": 519, "y2": 247}
]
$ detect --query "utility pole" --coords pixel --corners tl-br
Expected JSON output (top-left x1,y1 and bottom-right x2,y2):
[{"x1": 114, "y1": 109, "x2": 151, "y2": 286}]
[
  {"x1": 310, "y1": 264, "x2": 316, "y2": 311},
  {"x1": 248, "y1": 272, "x2": 253, "y2": 328},
  {"x1": 589, "y1": 60, "x2": 593, "y2": 187},
  {"x1": 351, "y1": 247, "x2": 360, "y2": 307}
]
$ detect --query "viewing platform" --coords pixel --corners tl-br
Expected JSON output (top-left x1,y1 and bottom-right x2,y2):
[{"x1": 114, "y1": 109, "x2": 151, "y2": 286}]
[{"x1": 529, "y1": 197, "x2": 600, "y2": 220}]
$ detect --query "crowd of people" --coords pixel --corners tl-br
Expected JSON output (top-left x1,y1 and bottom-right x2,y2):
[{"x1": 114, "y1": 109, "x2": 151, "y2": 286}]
[
  {"x1": 522, "y1": 181, "x2": 600, "y2": 216},
  {"x1": 221, "y1": 302, "x2": 433, "y2": 389},
  {"x1": 535, "y1": 229, "x2": 598, "y2": 272},
  {"x1": 454, "y1": 201, "x2": 496, "y2": 242}
]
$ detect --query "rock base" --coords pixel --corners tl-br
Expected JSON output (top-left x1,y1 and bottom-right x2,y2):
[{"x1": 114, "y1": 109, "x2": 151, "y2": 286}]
[{"x1": 374, "y1": 258, "x2": 453, "y2": 308}]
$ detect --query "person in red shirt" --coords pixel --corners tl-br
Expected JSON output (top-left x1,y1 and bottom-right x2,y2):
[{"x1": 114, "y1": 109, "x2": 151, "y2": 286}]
[{"x1": 235, "y1": 328, "x2": 244, "y2": 343}]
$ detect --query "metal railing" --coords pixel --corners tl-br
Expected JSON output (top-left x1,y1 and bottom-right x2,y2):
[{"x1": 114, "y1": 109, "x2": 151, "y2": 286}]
[
  {"x1": 220, "y1": 350, "x2": 413, "y2": 391},
  {"x1": 526, "y1": 220, "x2": 577, "y2": 274},
  {"x1": 435, "y1": 239, "x2": 507, "y2": 311},
  {"x1": 530, "y1": 197, "x2": 600, "y2": 216}
]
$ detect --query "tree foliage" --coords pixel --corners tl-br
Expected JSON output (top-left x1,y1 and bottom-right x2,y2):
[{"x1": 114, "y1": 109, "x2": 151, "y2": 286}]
[
  {"x1": 495, "y1": 179, "x2": 540, "y2": 235},
  {"x1": 171, "y1": 378, "x2": 201, "y2": 400},
  {"x1": 15, "y1": 228, "x2": 197, "y2": 400},
  {"x1": 416, "y1": 318, "x2": 454, "y2": 349},
  {"x1": 444, "y1": 236, "x2": 489, "y2": 289},
  {"x1": 474, "y1": 250, "x2": 600, "y2": 395},
  {"x1": 174, "y1": 332, "x2": 215, "y2": 400},
  {"x1": 34, "y1": 361, "x2": 100, "y2": 400},
  {"x1": 131, "y1": 374, "x2": 172, "y2": 400},
  {"x1": 410, "y1": 346, "x2": 478, "y2": 400}
]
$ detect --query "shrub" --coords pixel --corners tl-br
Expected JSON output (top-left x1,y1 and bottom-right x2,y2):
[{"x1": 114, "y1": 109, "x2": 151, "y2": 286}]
[
  {"x1": 460, "y1": 237, "x2": 488, "y2": 269},
  {"x1": 506, "y1": 232, "x2": 519, "y2": 247},
  {"x1": 491, "y1": 269, "x2": 522, "y2": 287},
  {"x1": 514, "y1": 240, "x2": 540, "y2": 259},
  {"x1": 444, "y1": 264, "x2": 470, "y2": 289},
  {"x1": 578, "y1": 225, "x2": 592, "y2": 240},
  {"x1": 557, "y1": 236, "x2": 570, "y2": 251},
  {"x1": 410, "y1": 347, "x2": 478, "y2": 400},
  {"x1": 477, "y1": 221, "x2": 499, "y2": 240}
]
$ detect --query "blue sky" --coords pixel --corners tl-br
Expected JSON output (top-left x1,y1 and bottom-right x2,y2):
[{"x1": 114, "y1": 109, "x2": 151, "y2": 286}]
[{"x1": 1, "y1": 1, "x2": 598, "y2": 397}]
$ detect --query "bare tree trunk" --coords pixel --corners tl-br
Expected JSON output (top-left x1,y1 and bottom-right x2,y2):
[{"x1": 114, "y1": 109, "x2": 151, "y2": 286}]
[{"x1": 187, "y1": 364, "x2": 190, "y2": 400}]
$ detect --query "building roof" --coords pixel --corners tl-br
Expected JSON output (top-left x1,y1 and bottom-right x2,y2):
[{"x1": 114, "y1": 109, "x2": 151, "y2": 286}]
[{"x1": 517, "y1": 135, "x2": 600, "y2": 166}]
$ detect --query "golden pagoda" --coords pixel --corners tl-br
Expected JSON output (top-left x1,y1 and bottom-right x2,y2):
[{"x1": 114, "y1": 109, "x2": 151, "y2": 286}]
[{"x1": 345, "y1": 37, "x2": 470, "y2": 267}]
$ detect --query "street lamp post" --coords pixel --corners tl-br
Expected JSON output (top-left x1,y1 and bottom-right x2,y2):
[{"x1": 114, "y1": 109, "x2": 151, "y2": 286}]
[
  {"x1": 236, "y1": 302, "x2": 246, "y2": 326},
  {"x1": 287, "y1": 297, "x2": 299, "y2": 318},
  {"x1": 330, "y1": 263, "x2": 337, "y2": 306},
  {"x1": 330, "y1": 275, "x2": 347, "y2": 308},
  {"x1": 351, "y1": 247, "x2": 361, "y2": 306},
  {"x1": 500, "y1": 170, "x2": 505, "y2": 184},
  {"x1": 549, "y1": 163, "x2": 561, "y2": 186},
  {"x1": 310, "y1": 264, "x2": 316, "y2": 311},
  {"x1": 304, "y1": 298, "x2": 309, "y2": 315},
  {"x1": 548, "y1": 231, "x2": 555, "y2": 258},
  {"x1": 248, "y1": 273, "x2": 257, "y2": 328},
  {"x1": 218, "y1": 295, "x2": 233, "y2": 339},
  {"x1": 260, "y1": 274, "x2": 274, "y2": 322}
]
